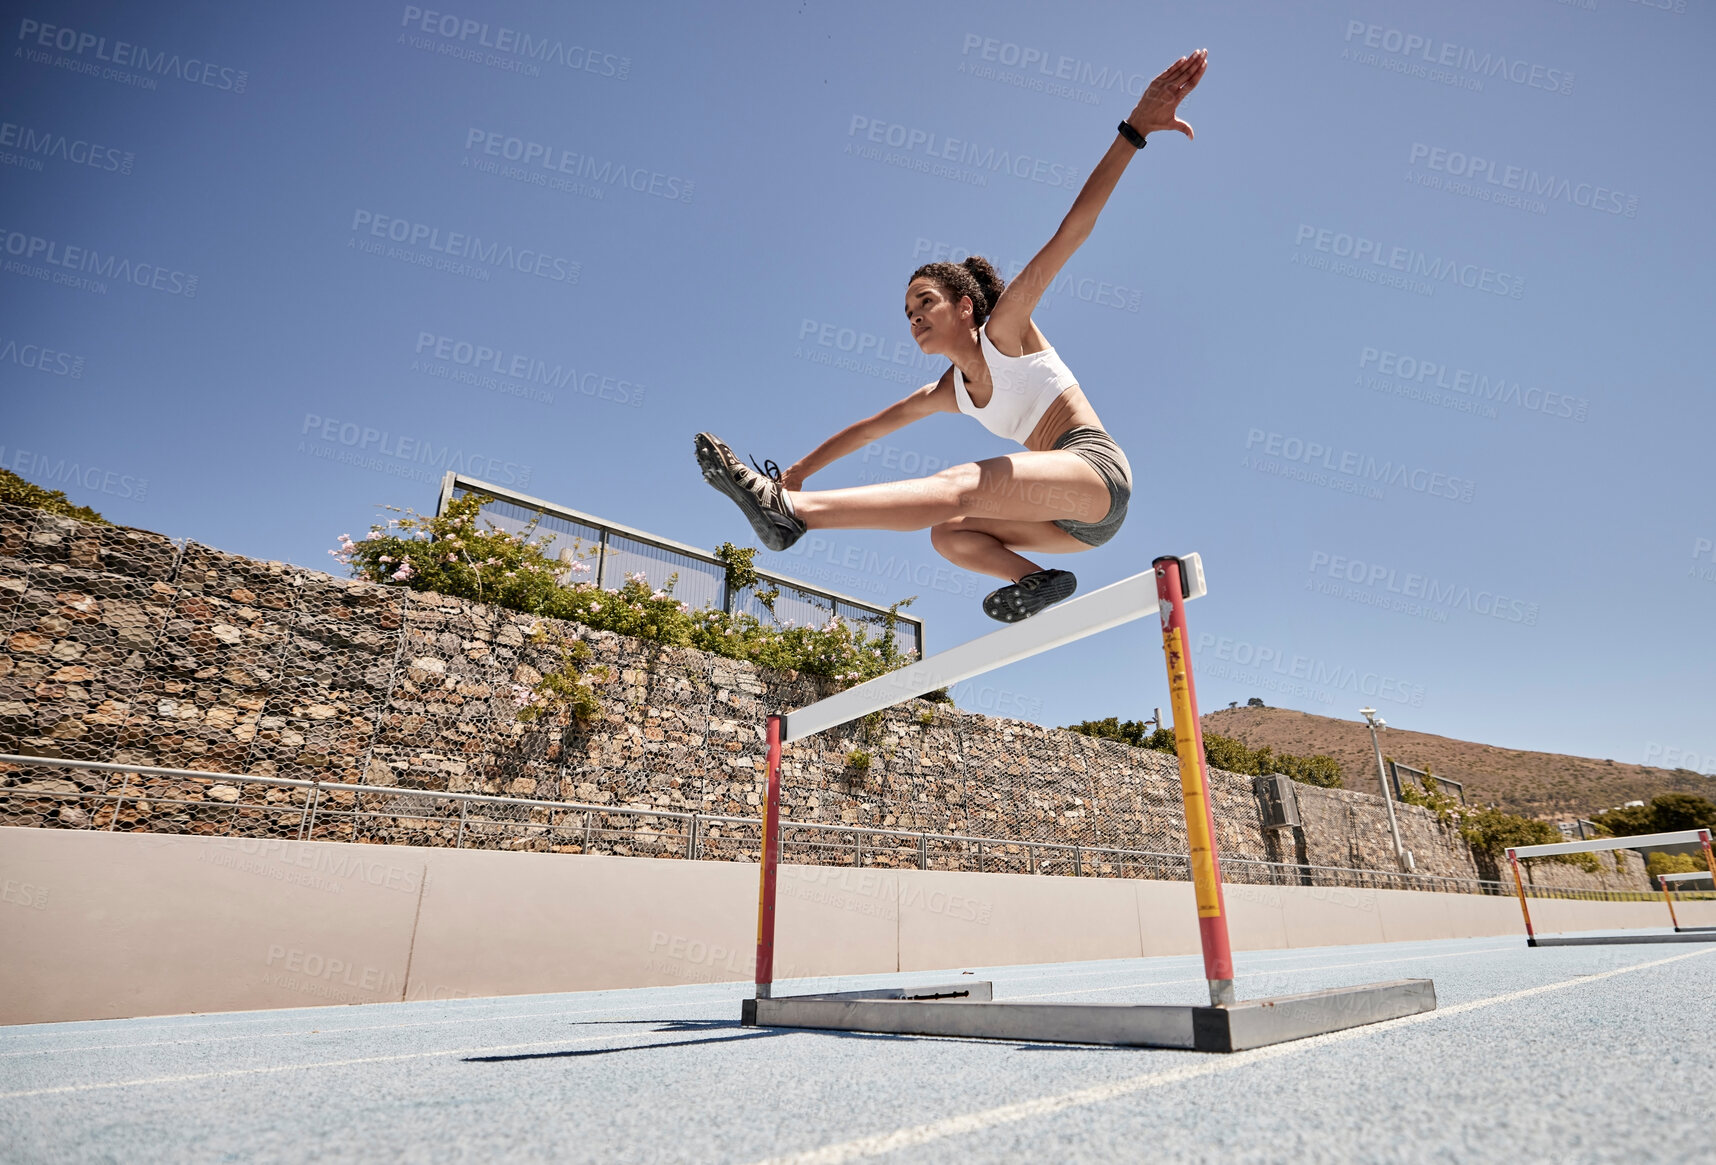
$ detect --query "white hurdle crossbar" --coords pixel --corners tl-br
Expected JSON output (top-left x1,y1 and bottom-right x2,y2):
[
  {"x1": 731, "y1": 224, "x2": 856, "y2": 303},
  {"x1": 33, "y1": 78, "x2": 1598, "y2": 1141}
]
[
  {"x1": 779, "y1": 570, "x2": 1158, "y2": 743},
  {"x1": 1506, "y1": 830, "x2": 1713, "y2": 859},
  {"x1": 1507, "y1": 828, "x2": 1716, "y2": 946}
]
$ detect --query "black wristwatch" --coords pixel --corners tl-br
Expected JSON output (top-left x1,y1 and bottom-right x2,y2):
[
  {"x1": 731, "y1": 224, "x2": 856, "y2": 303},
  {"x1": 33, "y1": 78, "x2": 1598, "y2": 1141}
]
[{"x1": 1117, "y1": 121, "x2": 1147, "y2": 149}]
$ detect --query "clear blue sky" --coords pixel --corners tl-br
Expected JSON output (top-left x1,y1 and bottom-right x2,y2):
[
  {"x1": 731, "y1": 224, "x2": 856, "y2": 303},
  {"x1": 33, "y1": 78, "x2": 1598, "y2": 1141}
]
[{"x1": 4, "y1": 0, "x2": 1714, "y2": 782}]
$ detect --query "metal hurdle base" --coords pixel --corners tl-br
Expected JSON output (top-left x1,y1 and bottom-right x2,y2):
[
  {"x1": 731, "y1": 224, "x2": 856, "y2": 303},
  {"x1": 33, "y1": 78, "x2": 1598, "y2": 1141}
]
[
  {"x1": 1674, "y1": 926, "x2": 1716, "y2": 933},
  {"x1": 741, "y1": 979, "x2": 1435, "y2": 1054},
  {"x1": 1530, "y1": 931, "x2": 1716, "y2": 947}
]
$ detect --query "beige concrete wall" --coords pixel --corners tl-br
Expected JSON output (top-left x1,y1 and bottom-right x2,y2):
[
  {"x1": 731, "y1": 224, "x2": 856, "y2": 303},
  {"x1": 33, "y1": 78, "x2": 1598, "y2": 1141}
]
[{"x1": 4, "y1": 827, "x2": 1703, "y2": 1025}]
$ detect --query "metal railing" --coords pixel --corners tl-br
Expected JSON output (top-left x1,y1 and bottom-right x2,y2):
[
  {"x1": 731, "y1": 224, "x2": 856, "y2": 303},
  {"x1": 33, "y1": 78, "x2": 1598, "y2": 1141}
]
[
  {"x1": 439, "y1": 474, "x2": 925, "y2": 658},
  {"x1": 1, "y1": 754, "x2": 1668, "y2": 903}
]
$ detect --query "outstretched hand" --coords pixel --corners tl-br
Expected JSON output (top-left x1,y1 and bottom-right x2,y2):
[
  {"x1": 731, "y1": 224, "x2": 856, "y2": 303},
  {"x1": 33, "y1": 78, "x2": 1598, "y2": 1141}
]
[{"x1": 1126, "y1": 48, "x2": 1207, "y2": 140}]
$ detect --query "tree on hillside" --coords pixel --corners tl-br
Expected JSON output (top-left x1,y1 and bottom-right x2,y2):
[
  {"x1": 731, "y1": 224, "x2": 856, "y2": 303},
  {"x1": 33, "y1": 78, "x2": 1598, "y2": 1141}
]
[
  {"x1": 1591, "y1": 793, "x2": 1716, "y2": 838},
  {"x1": 1066, "y1": 718, "x2": 1344, "y2": 788}
]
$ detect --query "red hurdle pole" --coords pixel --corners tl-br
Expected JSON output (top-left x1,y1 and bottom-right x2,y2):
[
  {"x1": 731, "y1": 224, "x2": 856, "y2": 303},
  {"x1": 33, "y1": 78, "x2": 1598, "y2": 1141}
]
[
  {"x1": 1701, "y1": 830, "x2": 1714, "y2": 881},
  {"x1": 1154, "y1": 556, "x2": 1235, "y2": 1006},
  {"x1": 1507, "y1": 849, "x2": 1537, "y2": 945},
  {"x1": 754, "y1": 714, "x2": 784, "y2": 999}
]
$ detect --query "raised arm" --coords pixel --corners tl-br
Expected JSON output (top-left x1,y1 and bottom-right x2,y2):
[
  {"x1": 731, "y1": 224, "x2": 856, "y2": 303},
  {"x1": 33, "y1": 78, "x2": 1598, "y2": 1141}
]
[
  {"x1": 781, "y1": 370, "x2": 957, "y2": 489},
  {"x1": 986, "y1": 49, "x2": 1208, "y2": 351}
]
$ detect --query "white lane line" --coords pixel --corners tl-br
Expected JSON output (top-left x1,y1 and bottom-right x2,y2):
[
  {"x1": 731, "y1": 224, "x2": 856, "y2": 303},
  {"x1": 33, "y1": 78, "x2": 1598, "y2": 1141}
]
[
  {"x1": 749, "y1": 948, "x2": 1715, "y2": 1165},
  {"x1": 1006, "y1": 945, "x2": 1510, "y2": 1000},
  {"x1": 0, "y1": 998, "x2": 722, "y2": 1059},
  {"x1": 0, "y1": 981, "x2": 758, "y2": 1050},
  {"x1": 0, "y1": 1024, "x2": 730, "y2": 1101}
]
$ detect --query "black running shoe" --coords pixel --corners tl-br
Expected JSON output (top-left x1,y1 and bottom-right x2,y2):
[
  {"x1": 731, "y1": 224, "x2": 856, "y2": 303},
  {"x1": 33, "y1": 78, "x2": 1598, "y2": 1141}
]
[
  {"x1": 694, "y1": 432, "x2": 807, "y2": 552},
  {"x1": 982, "y1": 569, "x2": 1077, "y2": 623}
]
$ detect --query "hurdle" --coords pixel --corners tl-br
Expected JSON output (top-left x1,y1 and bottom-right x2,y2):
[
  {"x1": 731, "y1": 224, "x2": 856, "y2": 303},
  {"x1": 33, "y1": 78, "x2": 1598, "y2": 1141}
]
[
  {"x1": 739, "y1": 555, "x2": 1436, "y2": 1052},
  {"x1": 1507, "y1": 828, "x2": 1716, "y2": 946},
  {"x1": 1660, "y1": 870, "x2": 1716, "y2": 932}
]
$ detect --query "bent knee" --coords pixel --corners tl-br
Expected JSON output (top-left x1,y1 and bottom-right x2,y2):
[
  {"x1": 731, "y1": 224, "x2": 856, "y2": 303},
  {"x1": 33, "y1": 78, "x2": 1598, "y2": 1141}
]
[{"x1": 928, "y1": 519, "x2": 968, "y2": 550}]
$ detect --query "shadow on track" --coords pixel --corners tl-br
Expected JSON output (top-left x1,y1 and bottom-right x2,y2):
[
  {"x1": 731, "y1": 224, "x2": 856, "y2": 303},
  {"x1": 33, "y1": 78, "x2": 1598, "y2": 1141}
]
[{"x1": 464, "y1": 1019, "x2": 1139, "y2": 1062}]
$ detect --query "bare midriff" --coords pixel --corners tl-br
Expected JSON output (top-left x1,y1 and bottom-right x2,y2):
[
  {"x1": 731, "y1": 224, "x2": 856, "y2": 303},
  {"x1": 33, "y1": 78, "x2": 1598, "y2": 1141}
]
[{"x1": 1023, "y1": 384, "x2": 1106, "y2": 452}]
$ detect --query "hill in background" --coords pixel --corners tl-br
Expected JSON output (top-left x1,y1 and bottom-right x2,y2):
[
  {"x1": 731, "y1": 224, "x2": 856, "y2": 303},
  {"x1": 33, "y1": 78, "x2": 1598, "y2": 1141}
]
[{"x1": 1202, "y1": 706, "x2": 1713, "y2": 820}]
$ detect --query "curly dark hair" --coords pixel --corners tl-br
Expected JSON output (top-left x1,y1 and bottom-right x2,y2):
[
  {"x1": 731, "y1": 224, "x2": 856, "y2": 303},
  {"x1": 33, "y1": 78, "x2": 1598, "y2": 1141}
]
[{"x1": 909, "y1": 256, "x2": 1006, "y2": 326}]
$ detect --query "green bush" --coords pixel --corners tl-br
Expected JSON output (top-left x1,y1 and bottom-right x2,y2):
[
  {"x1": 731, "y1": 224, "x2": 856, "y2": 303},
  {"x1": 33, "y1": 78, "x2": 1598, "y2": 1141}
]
[
  {"x1": 513, "y1": 628, "x2": 607, "y2": 727},
  {"x1": 333, "y1": 494, "x2": 917, "y2": 686},
  {"x1": 0, "y1": 467, "x2": 108, "y2": 524},
  {"x1": 1646, "y1": 851, "x2": 1704, "y2": 879},
  {"x1": 1065, "y1": 717, "x2": 1344, "y2": 788},
  {"x1": 1592, "y1": 793, "x2": 1716, "y2": 838},
  {"x1": 1399, "y1": 774, "x2": 1462, "y2": 820},
  {"x1": 1459, "y1": 807, "x2": 1598, "y2": 873}
]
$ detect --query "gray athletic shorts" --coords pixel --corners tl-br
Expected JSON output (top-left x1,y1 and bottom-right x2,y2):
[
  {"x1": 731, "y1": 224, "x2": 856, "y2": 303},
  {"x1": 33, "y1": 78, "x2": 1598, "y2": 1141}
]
[{"x1": 1051, "y1": 426, "x2": 1132, "y2": 547}]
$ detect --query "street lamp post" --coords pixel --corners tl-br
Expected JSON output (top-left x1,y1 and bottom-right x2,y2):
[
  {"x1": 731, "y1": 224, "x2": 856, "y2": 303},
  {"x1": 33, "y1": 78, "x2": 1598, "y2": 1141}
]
[{"x1": 1360, "y1": 707, "x2": 1413, "y2": 873}]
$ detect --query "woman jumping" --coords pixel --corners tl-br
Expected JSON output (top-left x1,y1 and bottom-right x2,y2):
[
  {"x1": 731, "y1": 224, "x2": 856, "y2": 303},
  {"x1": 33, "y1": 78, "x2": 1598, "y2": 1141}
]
[{"x1": 698, "y1": 49, "x2": 1208, "y2": 623}]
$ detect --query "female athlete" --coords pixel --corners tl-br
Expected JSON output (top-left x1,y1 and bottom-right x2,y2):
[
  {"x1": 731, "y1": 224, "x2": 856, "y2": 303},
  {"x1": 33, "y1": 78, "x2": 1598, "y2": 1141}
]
[{"x1": 698, "y1": 49, "x2": 1207, "y2": 622}]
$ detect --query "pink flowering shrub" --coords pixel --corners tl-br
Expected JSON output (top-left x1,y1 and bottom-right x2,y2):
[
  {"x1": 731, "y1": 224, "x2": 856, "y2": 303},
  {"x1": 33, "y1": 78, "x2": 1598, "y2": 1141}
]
[{"x1": 333, "y1": 493, "x2": 918, "y2": 687}]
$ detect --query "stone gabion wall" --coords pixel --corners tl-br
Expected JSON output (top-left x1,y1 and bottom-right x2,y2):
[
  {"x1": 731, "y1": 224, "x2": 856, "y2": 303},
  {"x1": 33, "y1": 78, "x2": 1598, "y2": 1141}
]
[{"x1": 0, "y1": 503, "x2": 1644, "y2": 891}]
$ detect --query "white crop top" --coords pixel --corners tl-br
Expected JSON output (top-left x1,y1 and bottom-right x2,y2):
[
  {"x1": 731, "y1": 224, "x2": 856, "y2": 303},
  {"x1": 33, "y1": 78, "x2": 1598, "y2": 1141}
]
[{"x1": 951, "y1": 326, "x2": 1080, "y2": 445}]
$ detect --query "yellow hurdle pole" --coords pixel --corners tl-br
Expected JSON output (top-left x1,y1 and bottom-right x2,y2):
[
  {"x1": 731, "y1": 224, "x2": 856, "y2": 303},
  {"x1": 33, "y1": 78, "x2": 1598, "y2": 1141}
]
[{"x1": 1154, "y1": 556, "x2": 1234, "y2": 1006}]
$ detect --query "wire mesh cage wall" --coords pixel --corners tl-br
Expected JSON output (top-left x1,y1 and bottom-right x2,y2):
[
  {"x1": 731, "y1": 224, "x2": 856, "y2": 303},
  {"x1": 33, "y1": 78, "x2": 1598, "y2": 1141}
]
[
  {"x1": 443, "y1": 474, "x2": 923, "y2": 657},
  {"x1": 2, "y1": 497, "x2": 1641, "y2": 900}
]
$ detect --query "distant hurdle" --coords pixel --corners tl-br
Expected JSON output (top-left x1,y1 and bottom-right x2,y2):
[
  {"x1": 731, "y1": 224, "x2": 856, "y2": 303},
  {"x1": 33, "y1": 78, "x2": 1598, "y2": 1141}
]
[
  {"x1": 1659, "y1": 871, "x2": 1716, "y2": 933},
  {"x1": 739, "y1": 555, "x2": 1436, "y2": 1052},
  {"x1": 1507, "y1": 828, "x2": 1716, "y2": 946}
]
